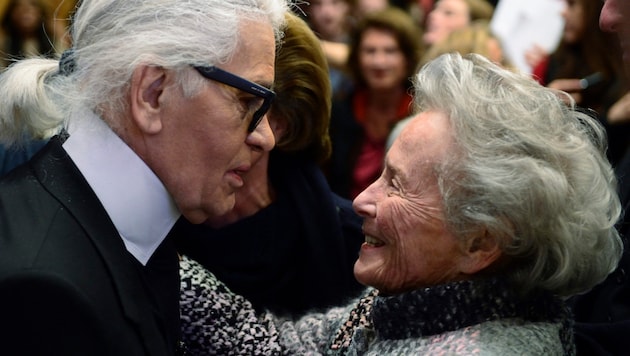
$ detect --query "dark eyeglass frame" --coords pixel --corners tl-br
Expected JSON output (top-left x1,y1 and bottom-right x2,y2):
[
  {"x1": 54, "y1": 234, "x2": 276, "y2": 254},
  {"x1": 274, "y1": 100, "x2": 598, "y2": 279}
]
[{"x1": 194, "y1": 66, "x2": 276, "y2": 132}]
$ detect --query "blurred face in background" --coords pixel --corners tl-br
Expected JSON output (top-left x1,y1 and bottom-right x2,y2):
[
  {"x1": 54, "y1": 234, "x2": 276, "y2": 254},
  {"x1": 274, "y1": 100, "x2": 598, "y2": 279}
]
[
  {"x1": 355, "y1": 0, "x2": 390, "y2": 20},
  {"x1": 307, "y1": 0, "x2": 351, "y2": 41},
  {"x1": 423, "y1": 0, "x2": 470, "y2": 45},
  {"x1": 600, "y1": 0, "x2": 630, "y2": 72},
  {"x1": 9, "y1": 0, "x2": 44, "y2": 34},
  {"x1": 562, "y1": 0, "x2": 585, "y2": 44},
  {"x1": 358, "y1": 28, "x2": 408, "y2": 91}
]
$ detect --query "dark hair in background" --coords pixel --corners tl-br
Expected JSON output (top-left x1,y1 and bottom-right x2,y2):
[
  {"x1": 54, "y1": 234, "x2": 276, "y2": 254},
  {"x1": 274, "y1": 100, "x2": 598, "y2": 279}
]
[
  {"x1": 546, "y1": 0, "x2": 629, "y2": 164},
  {"x1": 1, "y1": 0, "x2": 57, "y2": 61},
  {"x1": 270, "y1": 12, "x2": 333, "y2": 164},
  {"x1": 549, "y1": 0, "x2": 626, "y2": 95}
]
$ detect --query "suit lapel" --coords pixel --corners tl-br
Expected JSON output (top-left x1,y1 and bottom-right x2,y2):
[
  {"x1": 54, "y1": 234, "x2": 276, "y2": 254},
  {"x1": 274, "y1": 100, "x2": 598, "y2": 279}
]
[{"x1": 31, "y1": 137, "x2": 171, "y2": 356}]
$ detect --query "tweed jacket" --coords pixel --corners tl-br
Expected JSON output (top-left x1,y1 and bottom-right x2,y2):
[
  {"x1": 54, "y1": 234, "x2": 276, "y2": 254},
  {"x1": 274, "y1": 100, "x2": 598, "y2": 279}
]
[{"x1": 180, "y1": 255, "x2": 574, "y2": 355}]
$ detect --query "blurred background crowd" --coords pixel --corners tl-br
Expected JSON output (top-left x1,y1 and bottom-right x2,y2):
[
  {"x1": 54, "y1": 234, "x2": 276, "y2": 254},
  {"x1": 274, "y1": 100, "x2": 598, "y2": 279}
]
[
  {"x1": 0, "y1": 0, "x2": 73, "y2": 67},
  {"x1": 1, "y1": 1, "x2": 629, "y2": 355},
  {"x1": 2, "y1": 0, "x2": 629, "y2": 198}
]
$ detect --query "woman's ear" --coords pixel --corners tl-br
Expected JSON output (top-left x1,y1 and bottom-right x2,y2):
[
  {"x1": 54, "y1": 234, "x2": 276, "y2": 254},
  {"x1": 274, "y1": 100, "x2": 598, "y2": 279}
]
[
  {"x1": 130, "y1": 65, "x2": 167, "y2": 135},
  {"x1": 269, "y1": 115, "x2": 288, "y2": 142},
  {"x1": 458, "y1": 231, "x2": 502, "y2": 275}
]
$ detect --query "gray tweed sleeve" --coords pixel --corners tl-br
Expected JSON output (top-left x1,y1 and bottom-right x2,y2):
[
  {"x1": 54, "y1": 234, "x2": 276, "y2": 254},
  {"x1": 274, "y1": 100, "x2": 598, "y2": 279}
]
[
  {"x1": 179, "y1": 255, "x2": 351, "y2": 356},
  {"x1": 179, "y1": 255, "x2": 282, "y2": 355}
]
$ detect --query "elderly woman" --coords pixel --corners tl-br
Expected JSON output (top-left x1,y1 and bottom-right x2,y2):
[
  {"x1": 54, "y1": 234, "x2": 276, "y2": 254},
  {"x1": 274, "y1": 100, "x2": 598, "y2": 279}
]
[{"x1": 179, "y1": 52, "x2": 622, "y2": 355}]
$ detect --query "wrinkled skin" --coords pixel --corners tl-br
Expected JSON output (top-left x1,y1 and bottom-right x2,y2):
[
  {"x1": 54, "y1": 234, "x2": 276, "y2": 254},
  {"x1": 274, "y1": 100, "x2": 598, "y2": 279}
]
[
  {"x1": 128, "y1": 20, "x2": 276, "y2": 224},
  {"x1": 352, "y1": 111, "x2": 471, "y2": 295}
]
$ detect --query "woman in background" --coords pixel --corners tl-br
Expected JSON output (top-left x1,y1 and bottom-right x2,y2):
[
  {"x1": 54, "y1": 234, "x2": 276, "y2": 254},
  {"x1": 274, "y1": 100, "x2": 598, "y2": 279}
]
[
  {"x1": 301, "y1": 0, "x2": 355, "y2": 99},
  {"x1": 0, "y1": 0, "x2": 68, "y2": 68},
  {"x1": 420, "y1": 20, "x2": 508, "y2": 68},
  {"x1": 532, "y1": 0, "x2": 630, "y2": 166},
  {"x1": 326, "y1": 7, "x2": 422, "y2": 199},
  {"x1": 422, "y1": 0, "x2": 493, "y2": 47}
]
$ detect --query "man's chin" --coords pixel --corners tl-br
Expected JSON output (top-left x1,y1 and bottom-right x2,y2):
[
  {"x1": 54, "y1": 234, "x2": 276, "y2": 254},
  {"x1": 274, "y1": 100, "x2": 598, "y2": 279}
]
[
  {"x1": 183, "y1": 194, "x2": 236, "y2": 225},
  {"x1": 207, "y1": 195, "x2": 236, "y2": 224}
]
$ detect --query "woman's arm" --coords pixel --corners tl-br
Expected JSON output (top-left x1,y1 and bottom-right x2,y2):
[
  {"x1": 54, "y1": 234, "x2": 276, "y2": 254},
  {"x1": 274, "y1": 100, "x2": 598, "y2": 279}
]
[
  {"x1": 180, "y1": 255, "x2": 282, "y2": 355},
  {"x1": 180, "y1": 255, "x2": 352, "y2": 355}
]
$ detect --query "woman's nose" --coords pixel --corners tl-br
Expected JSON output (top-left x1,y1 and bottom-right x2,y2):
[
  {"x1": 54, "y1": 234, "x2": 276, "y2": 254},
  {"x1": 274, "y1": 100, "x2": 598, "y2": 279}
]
[{"x1": 353, "y1": 183, "x2": 378, "y2": 218}]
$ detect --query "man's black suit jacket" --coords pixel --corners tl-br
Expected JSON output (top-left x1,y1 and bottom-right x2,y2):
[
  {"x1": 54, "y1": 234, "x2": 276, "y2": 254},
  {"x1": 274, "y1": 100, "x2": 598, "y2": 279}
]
[{"x1": 0, "y1": 137, "x2": 179, "y2": 356}]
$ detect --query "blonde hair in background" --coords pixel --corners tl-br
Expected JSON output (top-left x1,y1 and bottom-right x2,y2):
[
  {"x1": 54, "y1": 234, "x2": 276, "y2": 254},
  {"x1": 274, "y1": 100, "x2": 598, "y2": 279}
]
[
  {"x1": 464, "y1": 0, "x2": 494, "y2": 22},
  {"x1": 420, "y1": 20, "x2": 512, "y2": 69}
]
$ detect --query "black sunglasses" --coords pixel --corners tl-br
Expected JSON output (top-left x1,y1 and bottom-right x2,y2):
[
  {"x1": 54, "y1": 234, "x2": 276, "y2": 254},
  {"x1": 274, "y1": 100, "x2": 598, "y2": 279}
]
[{"x1": 194, "y1": 66, "x2": 276, "y2": 132}]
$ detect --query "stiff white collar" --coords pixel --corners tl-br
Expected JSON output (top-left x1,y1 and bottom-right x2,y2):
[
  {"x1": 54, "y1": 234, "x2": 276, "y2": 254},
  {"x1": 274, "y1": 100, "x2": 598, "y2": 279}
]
[{"x1": 62, "y1": 110, "x2": 180, "y2": 265}]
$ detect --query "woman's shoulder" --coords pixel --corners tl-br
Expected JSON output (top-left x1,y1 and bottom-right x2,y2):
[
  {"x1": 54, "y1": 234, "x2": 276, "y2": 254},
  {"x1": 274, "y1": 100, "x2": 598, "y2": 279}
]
[
  {"x1": 474, "y1": 319, "x2": 568, "y2": 355},
  {"x1": 179, "y1": 255, "x2": 284, "y2": 355},
  {"x1": 455, "y1": 319, "x2": 567, "y2": 355},
  {"x1": 368, "y1": 319, "x2": 568, "y2": 355}
]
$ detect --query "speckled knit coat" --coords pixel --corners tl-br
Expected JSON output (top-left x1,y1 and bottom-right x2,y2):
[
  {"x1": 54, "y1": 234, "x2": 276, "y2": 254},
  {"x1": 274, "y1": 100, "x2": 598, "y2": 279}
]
[{"x1": 180, "y1": 255, "x2": 575, "y2": 355}]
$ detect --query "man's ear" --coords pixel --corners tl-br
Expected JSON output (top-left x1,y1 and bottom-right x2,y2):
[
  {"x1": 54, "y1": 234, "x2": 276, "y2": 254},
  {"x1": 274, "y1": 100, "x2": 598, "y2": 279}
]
[
  {"x1": 458, "y1": 231, "x2": 502, "y2": 275},
  {"x1": 130, "y1": 65, "x2": 167, "y2": 134}
]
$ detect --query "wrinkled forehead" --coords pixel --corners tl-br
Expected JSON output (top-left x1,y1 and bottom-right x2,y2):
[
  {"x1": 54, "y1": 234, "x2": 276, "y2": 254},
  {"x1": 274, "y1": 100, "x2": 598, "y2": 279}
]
[
  {"x1": 399, "y1": 111, "x2": 453, "y2": 158},
  {"x1": 387, "y1": 111, "x2": 454, "y2": 180},
  {"x1": 223, "y1": 19, "x2": 276, "y2": 83}
]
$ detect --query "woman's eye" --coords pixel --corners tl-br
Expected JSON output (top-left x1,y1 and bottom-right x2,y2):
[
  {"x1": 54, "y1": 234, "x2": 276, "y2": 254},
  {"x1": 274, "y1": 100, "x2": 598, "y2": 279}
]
[{"x1": 387, "y1": 177, "x2": 403, "y2": 196}]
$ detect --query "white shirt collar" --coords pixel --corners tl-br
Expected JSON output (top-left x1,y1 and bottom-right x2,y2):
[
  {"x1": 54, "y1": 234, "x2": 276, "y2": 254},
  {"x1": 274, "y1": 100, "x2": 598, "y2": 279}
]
[{"x1": 62, "y1": 110, "x2": 181, "y2": 265}]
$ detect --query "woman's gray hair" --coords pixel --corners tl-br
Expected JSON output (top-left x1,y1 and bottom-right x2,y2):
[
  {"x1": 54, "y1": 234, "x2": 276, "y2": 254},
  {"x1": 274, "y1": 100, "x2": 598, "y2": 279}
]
[
  {"x1": 0, "y1": 0, "x2": 288, "y2": 147},
  {"x1": 415, "y1": 53, "x2": 623, "y2": 297}
]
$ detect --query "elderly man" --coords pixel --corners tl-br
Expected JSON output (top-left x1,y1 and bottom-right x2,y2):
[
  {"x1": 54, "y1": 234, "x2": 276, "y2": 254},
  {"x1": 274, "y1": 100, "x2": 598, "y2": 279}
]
[
  {"x1": 0, "y1": 0, "x2": 286, "y2": 355},
  {"x1": 569, "y1": 1, "x2": 630, "y2": 355}
]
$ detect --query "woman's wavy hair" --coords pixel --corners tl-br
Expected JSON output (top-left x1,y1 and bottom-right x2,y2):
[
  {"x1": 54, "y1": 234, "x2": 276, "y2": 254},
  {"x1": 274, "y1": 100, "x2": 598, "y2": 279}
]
[
  {"x1": 463, "y1": 0, "x2": 494, "y2": 22},
  {"x1": 420, "y1": 20, "x2": 512, "y2": 70},
  {"x1": 415, "y1": 53, "x2": 622, "y2": 297},
  {"x1": 270, "y1": 12, "x2": 332, "y2": 164},
  {"x1": 0, "y1": 0, "x2": 287, "y2": 146}
]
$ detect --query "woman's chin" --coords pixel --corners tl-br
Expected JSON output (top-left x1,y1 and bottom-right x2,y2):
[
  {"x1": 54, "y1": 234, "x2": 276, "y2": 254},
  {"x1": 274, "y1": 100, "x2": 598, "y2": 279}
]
[{"x1": 354, "y1": 258, "x2": 383, "y2": 289}]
